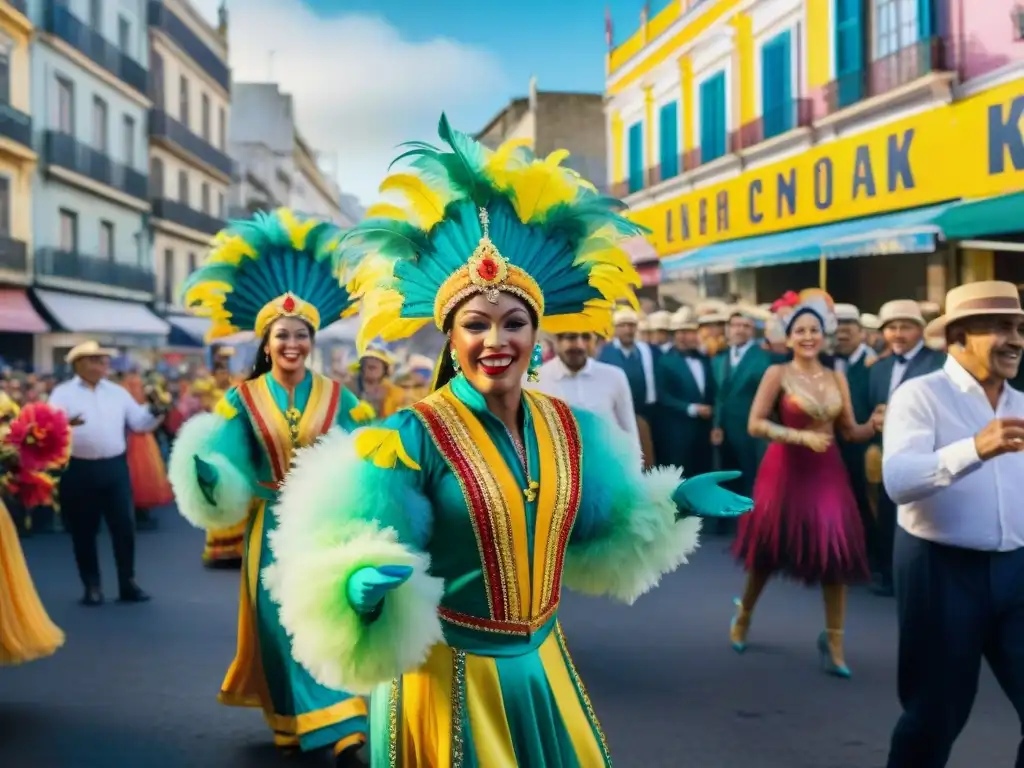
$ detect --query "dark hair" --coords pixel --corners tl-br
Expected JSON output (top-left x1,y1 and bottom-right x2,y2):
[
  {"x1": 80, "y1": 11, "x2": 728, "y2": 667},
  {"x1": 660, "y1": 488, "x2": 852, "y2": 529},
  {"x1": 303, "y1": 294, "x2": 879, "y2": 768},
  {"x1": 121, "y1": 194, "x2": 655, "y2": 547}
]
[
  {"x1": 784, "y1": 306, "x2": 825, "y2": 337},
  {"x1": 431, "y1": 293, "x2": 539, "y2": 391},
  {"x1": 247, "y1": 318, "x2": 316, "y2": 380}
]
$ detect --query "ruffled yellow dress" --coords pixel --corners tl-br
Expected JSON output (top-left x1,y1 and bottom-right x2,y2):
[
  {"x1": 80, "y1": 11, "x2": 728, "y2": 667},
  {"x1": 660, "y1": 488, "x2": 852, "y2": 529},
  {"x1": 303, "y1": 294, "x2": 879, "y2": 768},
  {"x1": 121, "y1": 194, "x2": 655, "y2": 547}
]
[{"x1": 0, "y1": 497, "x2": 64, "y2": 665}]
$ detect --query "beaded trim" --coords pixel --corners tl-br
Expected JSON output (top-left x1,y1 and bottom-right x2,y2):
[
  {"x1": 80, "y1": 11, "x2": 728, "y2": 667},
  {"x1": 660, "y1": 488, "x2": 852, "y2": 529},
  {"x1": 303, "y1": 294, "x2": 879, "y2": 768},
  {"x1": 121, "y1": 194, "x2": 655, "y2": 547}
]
[{"x1": 450, "y1": 650, "x2": 467, "y2": 768}]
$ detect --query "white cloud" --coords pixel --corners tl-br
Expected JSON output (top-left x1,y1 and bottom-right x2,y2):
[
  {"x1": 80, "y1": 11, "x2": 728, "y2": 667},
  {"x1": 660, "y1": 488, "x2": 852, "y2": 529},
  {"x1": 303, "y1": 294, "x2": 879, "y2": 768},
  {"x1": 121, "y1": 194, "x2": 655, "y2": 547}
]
[{"x1": 190, "y1": 0, "x2": 506, "y2": 204}]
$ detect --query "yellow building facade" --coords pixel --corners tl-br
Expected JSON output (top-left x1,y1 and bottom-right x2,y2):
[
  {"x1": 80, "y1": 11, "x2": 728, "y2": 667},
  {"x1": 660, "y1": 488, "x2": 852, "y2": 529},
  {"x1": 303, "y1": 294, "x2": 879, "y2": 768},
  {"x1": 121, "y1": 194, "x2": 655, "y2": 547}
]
[
  {"x1": 0, "y1": 0, "x2": 36, "y2": 284},
  {"x1": 606, "y1": 0, "x2": 1024, "y2": 307}
]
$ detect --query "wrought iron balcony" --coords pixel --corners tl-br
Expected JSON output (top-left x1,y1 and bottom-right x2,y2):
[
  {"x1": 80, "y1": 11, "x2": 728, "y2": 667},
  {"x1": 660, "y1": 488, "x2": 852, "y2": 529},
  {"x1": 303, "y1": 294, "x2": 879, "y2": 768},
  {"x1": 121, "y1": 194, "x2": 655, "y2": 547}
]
[
  {"x1": 149, "y1": 110, "x2": 233, "y2": 177},
  {"x1": 44, "y1": 1, "x2": 147, "y2": 95},
  {"x1": 43, "y1": 131, "x2": 148, "y2": 201},
  {"x1": 735, "y1": 98, "x2": 814, "y2": 149},
  {"x1": 0, "y1": 102, "x2": 31, "y2": 149},
  {"x1": 823, "y1": 36, "x2": 950, "y2": 117},
  {"x1": 34, "y1": 248, "x2": 155, "y2": 293},
  {"x1": 0, "y1": 235, "x2": 28, "y2": 272},
  {"x1": 151, "y1": 197, "x2": 224, "y2": 235},
  {"x1": 147, "y1": 1, "x2": 230, "y2": 92}
]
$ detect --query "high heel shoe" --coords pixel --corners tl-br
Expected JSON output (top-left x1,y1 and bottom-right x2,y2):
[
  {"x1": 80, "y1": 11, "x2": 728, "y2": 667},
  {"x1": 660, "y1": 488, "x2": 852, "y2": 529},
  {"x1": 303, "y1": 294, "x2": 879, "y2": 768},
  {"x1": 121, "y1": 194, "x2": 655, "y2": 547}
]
[
  {"x1": 817, "y1": 629, "x2": 851, "y2": 678},
  {"x1": 730, "y1": 597, "x2": 749, "y2": 653}
]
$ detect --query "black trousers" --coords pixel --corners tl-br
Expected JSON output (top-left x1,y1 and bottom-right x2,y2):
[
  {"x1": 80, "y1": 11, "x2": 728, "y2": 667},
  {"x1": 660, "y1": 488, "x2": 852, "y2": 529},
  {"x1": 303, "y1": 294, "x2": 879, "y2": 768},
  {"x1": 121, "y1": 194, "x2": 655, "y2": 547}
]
[
  {"x1": 888, "y1": 528, "x2": 1024, "y2": 768},
  {"x1": 59, "y1": 454, "x2": 135, "y2": 590},
  {"x1": 876, "y1": 488, "x2": 898, "y2": 583}
]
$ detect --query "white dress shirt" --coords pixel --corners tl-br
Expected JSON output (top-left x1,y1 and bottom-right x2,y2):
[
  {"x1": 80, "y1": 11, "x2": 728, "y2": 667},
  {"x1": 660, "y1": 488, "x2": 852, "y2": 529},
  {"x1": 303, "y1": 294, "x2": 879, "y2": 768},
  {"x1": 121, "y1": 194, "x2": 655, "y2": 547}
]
[
  {"x1": 882, "y1": 356, "x2": 1024, "y2": 552},
  {"x1": 530, "y1": 357, "x2": 640, "y2": 445},
  {"x1": 833, "y1": 343, "x2": 874, "y2": 375},
  {"x1": 730, "y1": 340, "x2": 754, "y2": 368},
  {"x1": 889, "y1": 339, "x2": 925, "y2": 396},
  {"x1": 48, "y1": 377, "x2": 160, "y2": 460}
]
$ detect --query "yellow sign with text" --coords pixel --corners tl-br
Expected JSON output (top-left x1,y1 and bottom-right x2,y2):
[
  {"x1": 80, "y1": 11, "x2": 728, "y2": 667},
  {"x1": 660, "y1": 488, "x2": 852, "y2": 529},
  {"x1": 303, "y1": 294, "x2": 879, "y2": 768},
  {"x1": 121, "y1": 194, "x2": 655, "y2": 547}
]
[{"x1": 634, "y1": 78, "x2": 1024, "y2": 257}]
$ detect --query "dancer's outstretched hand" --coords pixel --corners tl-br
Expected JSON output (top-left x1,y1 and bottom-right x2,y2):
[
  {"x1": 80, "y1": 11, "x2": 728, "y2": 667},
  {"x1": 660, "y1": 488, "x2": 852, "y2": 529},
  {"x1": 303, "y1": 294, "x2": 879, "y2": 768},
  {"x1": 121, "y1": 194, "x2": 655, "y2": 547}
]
[
  {"x1": 194, "y1": 456, "x2": 219, "y2": 506},
  {"x1": 673, "y1": 471, "x2": 753, "y2": 520},
  {"x1": 347, "y1": 565, "x2": 414, "y2": 615}
]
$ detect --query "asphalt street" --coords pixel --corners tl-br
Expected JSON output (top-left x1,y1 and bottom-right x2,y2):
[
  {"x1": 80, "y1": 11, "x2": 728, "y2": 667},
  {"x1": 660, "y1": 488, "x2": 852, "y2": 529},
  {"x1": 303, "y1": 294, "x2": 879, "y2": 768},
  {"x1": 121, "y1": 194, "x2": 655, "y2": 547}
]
[{"x1": 1, "y1": 510, "x2": 1018, "y2": 768}]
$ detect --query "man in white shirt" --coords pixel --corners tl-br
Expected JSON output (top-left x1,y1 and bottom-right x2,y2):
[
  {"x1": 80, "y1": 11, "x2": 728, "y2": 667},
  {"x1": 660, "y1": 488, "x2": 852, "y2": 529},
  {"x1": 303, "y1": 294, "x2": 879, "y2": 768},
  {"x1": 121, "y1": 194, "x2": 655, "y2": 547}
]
[
  {"x1": 882, "y1": 281, "x2": 1024, "y2": 768},
  {"x1": 530, "y1": 330, "x2": 640, "y2": 450},
  {"x1": 48, "y1": 342, "x2": 162, "y2": 606}
]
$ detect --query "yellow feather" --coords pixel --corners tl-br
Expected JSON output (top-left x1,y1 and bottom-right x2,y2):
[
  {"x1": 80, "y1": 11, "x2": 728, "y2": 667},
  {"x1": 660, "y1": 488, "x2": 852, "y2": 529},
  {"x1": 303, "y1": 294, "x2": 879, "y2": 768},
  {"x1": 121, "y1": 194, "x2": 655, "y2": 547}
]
[
  {"x1": 543, "y1": 149, "x2": 570, "y2": 167},
  {"x1": 505, "y1": 161, "x2": 580, "y2": 223},
  {"x1": 276, "y1": 209, "x2": 318, "y2": 251},
  {"x1": 365, "y1": 202, "x2": 411, "y2": 223},
  {"x1": 356, "y1": 288, "x2": 405, "y2": 352},
  {"x1": 214, "y1": 396, "x2": 239, "y2": 420},
  {"x1": 208, "y1": 234, "x2": 256, "y2": 266},
  {"x1": 348, "y1": 400, "x2": 377, "y2": 424},
  {"x1": 348, "y1": 254, "x2": 396, "y2": 297},
  {"x1": 379, "y1": 317, "x2": 430, "y2": 341},
  {"x1": 573, "y1": 246, "x2": 636, "y2": 274},
  {"x1": 484, "y1": 138, "x2": 532, "y2": 189},
  {"x1": 378, "y1": 173, "x2": 448, "y2": 230},
  {"x1": 353, "y1": 428, "x2": 421, "y2": 471}
]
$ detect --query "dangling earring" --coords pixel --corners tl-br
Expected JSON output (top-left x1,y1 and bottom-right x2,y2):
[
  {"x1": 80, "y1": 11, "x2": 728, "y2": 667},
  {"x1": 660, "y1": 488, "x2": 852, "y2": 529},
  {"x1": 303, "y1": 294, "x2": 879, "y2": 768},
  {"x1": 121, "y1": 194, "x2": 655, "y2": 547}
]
[
  {"x1": 527, "y1": 343, "x2": 543, "y2": 383},
  {"x1": 264, "y1": 350, "x2": 270, "y2": 363},
  {"x1": 450, "y1": 346, "x2": 461, "y2": 374}
]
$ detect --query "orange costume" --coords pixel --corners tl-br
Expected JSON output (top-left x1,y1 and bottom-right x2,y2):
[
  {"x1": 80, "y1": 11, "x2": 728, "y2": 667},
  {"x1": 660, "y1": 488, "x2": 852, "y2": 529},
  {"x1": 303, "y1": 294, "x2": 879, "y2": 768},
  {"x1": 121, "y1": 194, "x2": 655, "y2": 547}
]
[{"x1": 120, "y1": 373, "x2": 173, "y2": 509}]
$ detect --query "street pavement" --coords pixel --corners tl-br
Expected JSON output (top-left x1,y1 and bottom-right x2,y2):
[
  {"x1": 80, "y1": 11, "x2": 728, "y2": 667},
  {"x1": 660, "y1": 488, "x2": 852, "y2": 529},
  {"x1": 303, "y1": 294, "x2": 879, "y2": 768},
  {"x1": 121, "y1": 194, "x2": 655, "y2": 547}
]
[{"x1": 1, "y1": 511, "x2": 1017, "y2": 768}]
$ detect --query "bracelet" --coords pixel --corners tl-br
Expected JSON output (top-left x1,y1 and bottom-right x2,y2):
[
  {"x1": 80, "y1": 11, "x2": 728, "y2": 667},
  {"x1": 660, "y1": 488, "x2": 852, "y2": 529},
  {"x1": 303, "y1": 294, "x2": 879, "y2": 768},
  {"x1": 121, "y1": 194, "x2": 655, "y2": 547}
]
[{"x1": 764, "y1": 423, "x2": 806, "y2": 446}]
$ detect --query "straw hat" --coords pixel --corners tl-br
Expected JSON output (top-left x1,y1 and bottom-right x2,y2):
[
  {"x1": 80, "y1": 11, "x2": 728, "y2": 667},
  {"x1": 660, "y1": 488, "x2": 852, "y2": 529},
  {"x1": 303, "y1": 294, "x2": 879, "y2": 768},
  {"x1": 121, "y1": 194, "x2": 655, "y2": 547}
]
[
  {"x1": 834, "y1": 303, "x2": 861, "y2": 323},
  {"x1": 860, "y1": 313, "x2": 881, "y2": 330},
  {"x1": 612, "y1": 307, "x2": 640, "y2": 325},
  {"x1": 698, "y1": 312, "x2": 728, "y2": 326},
  {"x1": 637, "y1": 318, "x2": 650, "y2": 332},
  {"x1": 925, "y1": 280, "x2": 1024, "y2": 338},
  {"x1": 65, "y1": 340, "x2": 117, "y2": 364},
  {"x1": 878, "y1": 300, "x2": 925, "y2": 328},
  {"x1": 670, "y1": 307, "x2": 698, "y2": 331},
  {"x1": 695, "y1": 299, "x2": 729, "y2": 316},
  {"x1": 647, "y1": 310, "x2": 672, "y2": 332}
]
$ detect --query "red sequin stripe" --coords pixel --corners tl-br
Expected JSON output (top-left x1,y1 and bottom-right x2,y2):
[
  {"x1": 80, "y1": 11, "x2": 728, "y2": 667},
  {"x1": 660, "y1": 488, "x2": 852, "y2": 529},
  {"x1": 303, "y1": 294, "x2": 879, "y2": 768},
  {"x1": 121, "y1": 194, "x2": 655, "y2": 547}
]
[
  {"x1": 239, "y1": 383, "x2": 286, "y2": 482},
  {"x1": 438, "y1": 604, "x2": 556, "y2": 636},
  {"x1": 412, "y1": 402, "x2": 507, "y2": 621},
  {"x1": 549, "y1": 398, "x2": 583, "y2": 601},
  {"x1": 320, "y1": 380, "x2": 341, "y2": 434}
]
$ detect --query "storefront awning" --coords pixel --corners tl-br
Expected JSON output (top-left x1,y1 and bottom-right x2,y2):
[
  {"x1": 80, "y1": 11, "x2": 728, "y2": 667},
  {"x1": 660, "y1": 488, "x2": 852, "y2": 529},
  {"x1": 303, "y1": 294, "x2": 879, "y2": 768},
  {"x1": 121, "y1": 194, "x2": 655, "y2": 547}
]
[
  {"x1": 166, "y1": 314, "x2": 211, "y2": 347},
  {"x1": 34, "y1": 289, "x2": 170, "y2": 336},
  {"x1": 936, "y1": 191, "x2": 1024, "y2": 240},
  {"x1": 0, "y1": 289, "x2": 49, "y2": 333},
  {"x1": 661, "y1": 203, "x2": 952, "y2": 279}
]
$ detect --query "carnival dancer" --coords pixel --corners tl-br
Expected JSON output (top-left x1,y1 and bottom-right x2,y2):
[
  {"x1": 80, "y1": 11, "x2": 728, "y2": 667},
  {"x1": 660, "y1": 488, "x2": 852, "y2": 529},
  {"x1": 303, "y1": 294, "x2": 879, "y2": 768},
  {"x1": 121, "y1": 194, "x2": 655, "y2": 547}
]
[
  {"x1": 167, "y1": 210, "x2": 373, "y2": 765},
  {"x1": 350, "y1": 346, "x2": 403, "y2": 418},
  {"x1": 263, "y1": 115, "x2": 753, "y2": 767},
  {"x1": 730, "y1": 290, "x2": 876, "y2": 676},
  {"x1": 120, "y1": 371, "x2": 173, "y2": 530},
  {"x1": 1, "y1": 401, "x2": 72, "y2": 665}
]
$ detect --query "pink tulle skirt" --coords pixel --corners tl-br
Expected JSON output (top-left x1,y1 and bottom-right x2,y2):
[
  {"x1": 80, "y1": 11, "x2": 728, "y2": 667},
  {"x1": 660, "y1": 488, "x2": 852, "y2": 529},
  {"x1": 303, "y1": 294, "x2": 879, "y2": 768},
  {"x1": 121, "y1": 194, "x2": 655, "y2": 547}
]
[{"x1": 732, "y1": 441, "x2": 870, "y2": 585}]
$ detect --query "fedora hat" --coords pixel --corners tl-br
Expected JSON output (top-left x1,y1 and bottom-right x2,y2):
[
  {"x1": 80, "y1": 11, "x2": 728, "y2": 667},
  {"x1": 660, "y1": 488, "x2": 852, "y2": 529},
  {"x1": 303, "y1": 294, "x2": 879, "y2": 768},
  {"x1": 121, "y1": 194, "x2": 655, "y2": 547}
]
[
  {"x1": 834, "y1": 303, "x2": 861, "y2": 323},
  {"x1": 860, "y1": 313, "x2": 881, "y2": 330},
  {"x1": 670, "y1": 307, "x2": 698, "y2": 331},
  {"x1": 612, "y1": 307, "x2": 640, "y2": 325},
  {"x1": 878, "y1": 299, "x2": 925, "y2": 328},
  {"x1": 65, "y1": 340, "x2": 117, "y2": 365},
  {"x1": 647, "y1": 310, "x2": 672, "y2": 331},
  {"x1": 925, "y1": 280, "x2": 1024, "y2": 338}
]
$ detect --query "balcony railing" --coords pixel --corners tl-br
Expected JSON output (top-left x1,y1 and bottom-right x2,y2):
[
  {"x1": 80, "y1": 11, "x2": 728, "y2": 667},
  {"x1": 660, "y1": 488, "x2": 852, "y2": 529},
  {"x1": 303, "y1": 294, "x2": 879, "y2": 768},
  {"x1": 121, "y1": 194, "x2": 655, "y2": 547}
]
[
  {"x1": 34, "y1": 248, "x2": 155, "y2": 293},
  {"x1": 43, "y1": 131, "x2": 148, "y2": 201},
  {"x1": 0, "y1": 102, "x2": 31, "y2": 149},
  {"x1": 735, "y1": 98, "x2": 814, "y2": 149},
  {"x1": 0, "y1": 235, "x2": 28, "y2": 272},
  {"x1": 149, "y1": 110, "x2": 233, "y2": 177},
  {"x1": 151, "y1": 197, "x2": 224, "y2": 235},
  {"x1": 147, "y1": 1, "x2": 230, "y2": 92},
  {"x1": 823, "y1": 36, "x2": 949, "y2": 117},
  {"x1": 44, "y1": 1, "x2": 147, "y2": 94}
]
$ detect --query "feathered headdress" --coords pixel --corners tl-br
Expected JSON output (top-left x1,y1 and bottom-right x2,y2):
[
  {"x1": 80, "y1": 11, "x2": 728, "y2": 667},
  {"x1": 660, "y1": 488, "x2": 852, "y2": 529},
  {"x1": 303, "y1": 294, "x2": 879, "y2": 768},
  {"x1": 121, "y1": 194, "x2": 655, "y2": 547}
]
[
  {"x1": 785, "y1": 288, "x2": 838, "y2": 335},
  {"x1": 182, "y1": 209, "x2": 354, "y2": 342},
  {"x1": 342, "y1": 114, "x2": 647, "y2": 351}
]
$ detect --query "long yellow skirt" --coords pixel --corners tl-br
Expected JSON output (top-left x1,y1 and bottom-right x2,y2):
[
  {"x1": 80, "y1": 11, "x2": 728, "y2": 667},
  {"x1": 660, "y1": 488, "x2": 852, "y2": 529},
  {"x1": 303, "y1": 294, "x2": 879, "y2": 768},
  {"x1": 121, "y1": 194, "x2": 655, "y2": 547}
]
[{"x1": 0, "y1": 499, "x2": 64, "y2": 666}]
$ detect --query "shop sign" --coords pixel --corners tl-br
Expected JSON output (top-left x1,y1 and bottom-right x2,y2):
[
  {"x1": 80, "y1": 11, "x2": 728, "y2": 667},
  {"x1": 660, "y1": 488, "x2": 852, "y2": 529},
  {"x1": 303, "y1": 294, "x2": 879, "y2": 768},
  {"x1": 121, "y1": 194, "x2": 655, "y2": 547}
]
[{"x1": 631, "y1": 78, "x2": 1024, "y2": 257}]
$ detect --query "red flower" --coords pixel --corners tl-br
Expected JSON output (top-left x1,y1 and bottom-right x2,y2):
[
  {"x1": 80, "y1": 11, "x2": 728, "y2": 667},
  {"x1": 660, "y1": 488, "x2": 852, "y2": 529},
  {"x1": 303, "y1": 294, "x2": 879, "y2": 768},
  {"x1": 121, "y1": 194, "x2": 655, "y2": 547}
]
[
  {"x1": 477, "y1": 258, "x2": 499, "y2": 282},
  {"x1": 283, "y1": 295, "x2": 296, "y2": 312},
  {"x1": 6, "y1": 469, "x2": 57, "y2": 509},
  {"x1": 4, "y1": 402, "x2": 72, "y2": 472}
]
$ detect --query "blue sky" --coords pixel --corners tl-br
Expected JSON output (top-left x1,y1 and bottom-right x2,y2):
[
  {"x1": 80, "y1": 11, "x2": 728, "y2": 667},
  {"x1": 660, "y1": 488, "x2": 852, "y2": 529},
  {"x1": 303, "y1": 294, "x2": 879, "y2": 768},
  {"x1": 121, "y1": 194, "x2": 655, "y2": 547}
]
[{"x1": 203, "y1": 0, "x2": 668, "y2": 204}]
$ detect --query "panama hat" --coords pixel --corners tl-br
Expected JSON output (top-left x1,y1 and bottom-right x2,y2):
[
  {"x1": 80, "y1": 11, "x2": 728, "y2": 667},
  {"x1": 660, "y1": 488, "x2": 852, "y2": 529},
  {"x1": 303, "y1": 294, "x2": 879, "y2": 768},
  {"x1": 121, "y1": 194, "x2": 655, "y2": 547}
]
[
  {"x1": 612, "y1": 307, "x2": 640, "y2": 325},
  {"x1": 834, "y1": 303, "x2": 861, "y2": 323},
  {"x1": 65, "y1": 340, "x2": 117, "y2": 364},
  {"x1": 925, "y1": 280, "x2": 1024, "y2": 338},
  {"x1": 878, "y1": 300, "x2": 925, "y2": 328},
  {"x1": 670, "y1": 307, "x2": 698, "y2": 331},
  {"x1": 647, "y1": 310, "x2": 673, "y2": 331},
  {"x1": 860, "y1": 313, "x2": 881, "y2": 330}
]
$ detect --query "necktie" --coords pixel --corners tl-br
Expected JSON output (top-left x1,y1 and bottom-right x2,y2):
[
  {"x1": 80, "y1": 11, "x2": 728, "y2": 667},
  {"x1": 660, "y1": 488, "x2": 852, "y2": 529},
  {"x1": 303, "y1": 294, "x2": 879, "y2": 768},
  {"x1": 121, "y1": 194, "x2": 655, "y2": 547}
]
[{"x1": 895, "y1": 354, "x2": 908, "y2": 364}]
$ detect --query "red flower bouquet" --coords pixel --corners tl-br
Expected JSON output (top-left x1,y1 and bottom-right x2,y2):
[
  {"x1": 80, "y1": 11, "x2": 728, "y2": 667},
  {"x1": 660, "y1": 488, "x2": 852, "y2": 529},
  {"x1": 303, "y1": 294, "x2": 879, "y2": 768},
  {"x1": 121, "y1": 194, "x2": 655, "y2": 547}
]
[
  {"x1": 4, "y1": 402, "x2": 72, "y2": 472},
  {"x1": 3, "y1": 470, "x2": 57, "y2": 509}
]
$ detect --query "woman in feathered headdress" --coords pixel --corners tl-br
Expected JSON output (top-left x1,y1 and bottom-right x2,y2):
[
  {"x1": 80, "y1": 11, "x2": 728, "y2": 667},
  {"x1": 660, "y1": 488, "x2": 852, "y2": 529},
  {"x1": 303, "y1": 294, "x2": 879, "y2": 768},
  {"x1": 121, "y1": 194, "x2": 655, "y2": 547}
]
[
  {"x1": 729, "y1": 289, "x2": 876, "y2": 677},
  {"x1": 166, "y1": 210, "x2": 373, "y2": 766},
  {"x1": 264, "y1": 116, "x2": 752, "y2": 766}
]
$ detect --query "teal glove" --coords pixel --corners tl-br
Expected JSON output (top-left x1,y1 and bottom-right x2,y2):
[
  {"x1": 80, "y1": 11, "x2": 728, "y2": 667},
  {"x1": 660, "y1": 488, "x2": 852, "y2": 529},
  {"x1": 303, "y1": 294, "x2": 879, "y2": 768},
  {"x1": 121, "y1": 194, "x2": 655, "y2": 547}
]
[
  {"x1": 194, "y1": 456, "x2": 219, "y2": 506},
  {"x1": 673, "y1": 470, "x2": 753, "y2": 520},
  {"x1": 347, "y1": 565, "x2": 414, "y2": 615}
]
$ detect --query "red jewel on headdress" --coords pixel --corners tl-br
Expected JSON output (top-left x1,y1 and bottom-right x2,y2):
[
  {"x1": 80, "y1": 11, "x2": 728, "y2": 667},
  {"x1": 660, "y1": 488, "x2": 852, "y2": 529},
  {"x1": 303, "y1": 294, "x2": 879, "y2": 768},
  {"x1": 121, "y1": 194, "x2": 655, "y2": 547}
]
[
  {"x1": 477, "y1": 258, "x2": 499, "y2": 282},
  {"x1": 282, "y1": 295, "x2": 296, "y2": 312}
]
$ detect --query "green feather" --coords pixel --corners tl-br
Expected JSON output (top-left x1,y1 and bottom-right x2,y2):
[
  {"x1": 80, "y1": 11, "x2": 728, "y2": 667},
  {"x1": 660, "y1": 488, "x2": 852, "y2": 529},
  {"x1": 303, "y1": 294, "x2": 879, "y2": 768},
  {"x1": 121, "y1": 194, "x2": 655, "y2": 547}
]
[{"x1": 437, "y1": 113, "x2": 491, "y2": 206}]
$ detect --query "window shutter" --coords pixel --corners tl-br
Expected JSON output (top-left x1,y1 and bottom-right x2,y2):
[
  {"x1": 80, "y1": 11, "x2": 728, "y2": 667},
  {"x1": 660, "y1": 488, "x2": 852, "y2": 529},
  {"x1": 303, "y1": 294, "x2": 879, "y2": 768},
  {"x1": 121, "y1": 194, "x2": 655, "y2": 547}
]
[{"x1": 659, "y1": 101, "x2": 679, "y2": 179}]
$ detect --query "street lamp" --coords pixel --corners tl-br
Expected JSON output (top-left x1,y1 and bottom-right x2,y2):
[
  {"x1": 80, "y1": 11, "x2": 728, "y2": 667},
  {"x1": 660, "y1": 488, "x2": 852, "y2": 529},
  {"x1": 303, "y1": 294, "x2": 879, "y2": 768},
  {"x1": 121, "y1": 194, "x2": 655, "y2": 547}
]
[{"x1": 1013, "y1": 2, "x2": 1024, "y2": 41}]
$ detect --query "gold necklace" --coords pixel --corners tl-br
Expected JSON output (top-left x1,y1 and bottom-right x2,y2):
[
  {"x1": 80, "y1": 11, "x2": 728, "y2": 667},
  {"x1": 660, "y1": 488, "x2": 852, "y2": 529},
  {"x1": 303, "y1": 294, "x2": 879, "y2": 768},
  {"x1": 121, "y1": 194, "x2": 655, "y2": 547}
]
[{"x1": 505, "y1": 426, "x2": 539, "y2": 502}]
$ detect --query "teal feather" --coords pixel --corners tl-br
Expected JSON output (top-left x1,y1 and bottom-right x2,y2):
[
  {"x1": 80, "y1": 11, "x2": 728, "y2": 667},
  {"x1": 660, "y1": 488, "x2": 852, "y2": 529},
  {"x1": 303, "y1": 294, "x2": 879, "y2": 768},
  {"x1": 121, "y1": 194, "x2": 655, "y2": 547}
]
[{"x1": 436, "y1": 113, "x2": 492, "y2": 206}]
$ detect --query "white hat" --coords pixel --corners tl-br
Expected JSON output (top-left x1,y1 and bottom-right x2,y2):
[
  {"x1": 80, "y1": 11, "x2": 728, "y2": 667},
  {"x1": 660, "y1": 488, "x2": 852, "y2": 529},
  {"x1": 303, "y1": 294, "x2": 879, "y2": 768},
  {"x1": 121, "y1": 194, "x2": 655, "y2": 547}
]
[
  {"x1": 406, "y1": 353, "x2": 435, "y2": 371},
  {"x1": 613, "y1": 307, "x2": 640, "y2": 325},
  {"x1": 925, "y1": 280, "x2": 1024, "y2": 338},
  {"x1": 698, "y1": 312, "x2": 728, "y2": 326},
  {"x1": 834, "y1": 303, "x2": 861, "y2": 323},
  {"x1": 647, "y1": 310, "x2": 672, "y2": 331},
  {"x1": 732, "y1": 303, "x2": 772, "y2": 323},
  {"x1": 878, "y1": 300, "x2": 925, "y2": 328},
  {"x1": 695, "y1": 299, "x2": 729, "y2": 316},
  {"x1": 65, "y1": 340, "x2": 117, "y2": 364},
  {"x1": 637, "y1": 317, "x2": 650, "y2": 332},
  {"x1": 669, "y1": 307, "x2": 698, "y2": 331},
  {"x1": 860, "y1": 313, "x2": 881, "y2": 330}
]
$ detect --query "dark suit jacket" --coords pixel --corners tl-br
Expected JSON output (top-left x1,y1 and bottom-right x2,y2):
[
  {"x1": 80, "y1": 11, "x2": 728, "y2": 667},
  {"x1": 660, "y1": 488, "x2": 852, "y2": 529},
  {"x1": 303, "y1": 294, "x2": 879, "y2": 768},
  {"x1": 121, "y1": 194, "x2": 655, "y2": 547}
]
[
  {"x1": 655, "y1": 349, "x2": 715, "y2": 469},
  {"x1": 866, "y1": 347, "x2": 946, "y2": 445}
]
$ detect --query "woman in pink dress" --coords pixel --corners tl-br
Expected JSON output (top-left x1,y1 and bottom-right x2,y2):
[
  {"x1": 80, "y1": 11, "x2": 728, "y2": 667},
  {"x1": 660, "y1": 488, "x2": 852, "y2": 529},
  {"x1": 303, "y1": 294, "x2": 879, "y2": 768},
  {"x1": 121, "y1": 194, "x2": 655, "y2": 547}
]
[{"x1": 730, "y1": 290, "x2": 876, "y2": 677}]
